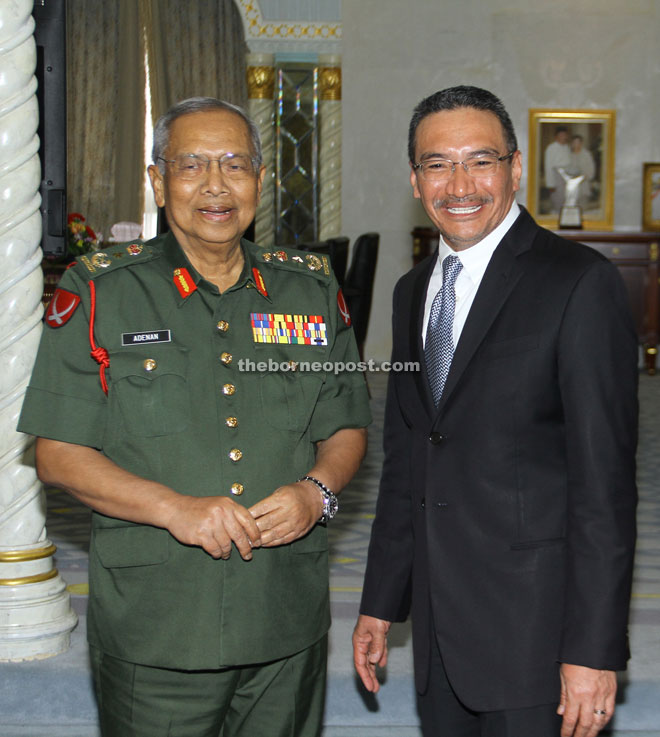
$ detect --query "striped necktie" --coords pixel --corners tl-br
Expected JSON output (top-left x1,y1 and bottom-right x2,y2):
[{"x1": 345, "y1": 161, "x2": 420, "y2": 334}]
[{"x1": 425, "y1": 254, "x2": 463, "y2": 405}]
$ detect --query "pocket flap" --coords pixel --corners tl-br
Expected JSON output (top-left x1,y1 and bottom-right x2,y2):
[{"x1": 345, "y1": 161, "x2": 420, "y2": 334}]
[{"x1": 94, "y1": 526, "x2": 169, "y2": 568}]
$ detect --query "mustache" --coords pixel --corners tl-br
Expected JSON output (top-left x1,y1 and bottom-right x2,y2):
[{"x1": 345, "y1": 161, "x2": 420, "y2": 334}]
[{"x1": 432, "y1": 196, "x2": 493, "y2": 209}]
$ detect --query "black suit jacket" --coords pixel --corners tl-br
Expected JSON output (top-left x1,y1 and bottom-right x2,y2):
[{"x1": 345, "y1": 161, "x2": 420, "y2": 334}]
[{"x1": 360, "y1": 208, "x2": 638, "y2": 711}]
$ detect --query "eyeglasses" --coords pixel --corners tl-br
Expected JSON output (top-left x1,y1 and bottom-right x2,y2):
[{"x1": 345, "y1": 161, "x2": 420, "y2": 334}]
[
  {"x1": 412, "y1": 151, "x2": 515, "y2": 181},
  {"x1": 158, "y1": 153, "x2": 259, "y2": 181}
]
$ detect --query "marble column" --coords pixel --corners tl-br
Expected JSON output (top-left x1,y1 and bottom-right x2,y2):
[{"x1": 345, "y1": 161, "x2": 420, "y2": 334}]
[
  {"x1": 246, "y1": 53, "x2": 276, "y2": 247},
  {"x1": 318, "y1": 55, "x2": 342, "y2": 240},
  {"x1": 0, "y1": 0, "x2": 77, "y2": 661}
]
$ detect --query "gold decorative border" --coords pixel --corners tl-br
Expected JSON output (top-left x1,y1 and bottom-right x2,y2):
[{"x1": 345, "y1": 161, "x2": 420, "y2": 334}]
[
  {"x1": 642, "y1": 163, "x2": 660, "y2": 232},
  {"x1": 527, "y1": 108, "x2": 616, "y2": 231},
  {"x1": 0, "y1": 544, "x2": 57, "y2": 563},
  {"x1": 0, "y1": 569, "x2": 58, "y2": 586},
  {"x1": 236, "y1": 0, "x2": 341, "y2": 40}
]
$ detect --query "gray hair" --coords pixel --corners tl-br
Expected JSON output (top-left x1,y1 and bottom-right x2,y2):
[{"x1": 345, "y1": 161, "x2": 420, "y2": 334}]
[{"x1": 152, "y1": 97, "x2": 263, "y2": 173}]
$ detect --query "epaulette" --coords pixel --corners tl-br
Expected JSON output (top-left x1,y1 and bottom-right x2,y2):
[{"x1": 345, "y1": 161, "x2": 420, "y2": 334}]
[
  {"x1": 253, "y1": 245, "x2": 334, "y2": 281},
  {"x1": 70, "y1": 240, "x2": 156, "y2": 281}
]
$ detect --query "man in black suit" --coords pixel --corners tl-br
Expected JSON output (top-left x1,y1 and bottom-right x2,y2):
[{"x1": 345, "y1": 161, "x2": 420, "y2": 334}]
[{"x1": 353, "y1": 86, "x2": 637, "y2": 737}]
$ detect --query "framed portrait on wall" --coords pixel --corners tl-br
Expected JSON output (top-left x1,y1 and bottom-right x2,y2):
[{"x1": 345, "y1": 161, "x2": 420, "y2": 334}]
[
  {"x1": 527, "y1": 109, "x2": 616, "y2": 231},
  {"x1": 642, "y1": 163, "x2": 660, "y2": 231}
]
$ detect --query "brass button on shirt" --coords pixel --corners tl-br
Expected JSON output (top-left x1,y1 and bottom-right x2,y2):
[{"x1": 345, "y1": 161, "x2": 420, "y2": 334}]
[{"x1": 18, "y1": 233, "x2": 371, "y2": 670}]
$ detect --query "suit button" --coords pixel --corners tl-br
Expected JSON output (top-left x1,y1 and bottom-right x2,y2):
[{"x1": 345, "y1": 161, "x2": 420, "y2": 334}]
[
  {"x1": 429, "y1": 432, "x2": 444, "y2": 444},
  {"x1": 421, "y1": 498, "x2": 425, "y2": 509},
  {"x1": 230, "y1": 483, "x2": 244, "y2": 496},
  {"x1": 229, "y1": 448, "x2": 243, "y2": 462}
]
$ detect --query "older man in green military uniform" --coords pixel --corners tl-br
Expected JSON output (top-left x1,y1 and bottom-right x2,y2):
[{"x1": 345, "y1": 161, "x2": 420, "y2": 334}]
[{"x1": 18, "y1": 97, "x2": 370, "y2": 737}]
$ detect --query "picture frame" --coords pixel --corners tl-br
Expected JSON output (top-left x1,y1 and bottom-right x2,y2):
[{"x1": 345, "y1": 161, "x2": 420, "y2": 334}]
[
  {"x1": 527, "y1": 109, "x2": 616, "y2": 231},
  {"x1": 642, "y1": 163, "x2": 660, "y2": 231}
]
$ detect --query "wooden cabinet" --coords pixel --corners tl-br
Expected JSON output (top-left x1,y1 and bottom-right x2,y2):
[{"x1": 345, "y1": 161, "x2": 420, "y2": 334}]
[{"x1": 411, "y1": 227, "x2": 660, "y2": 374}]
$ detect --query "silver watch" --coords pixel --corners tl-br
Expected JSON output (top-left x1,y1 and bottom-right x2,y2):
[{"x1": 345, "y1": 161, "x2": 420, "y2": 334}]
[{"x1": 299, "y1": 475, "x2": 338, "y2": 523}]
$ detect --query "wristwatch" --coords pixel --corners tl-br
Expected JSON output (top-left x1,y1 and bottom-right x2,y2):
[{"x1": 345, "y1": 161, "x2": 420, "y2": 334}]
[{"x1": 299, "y1": 475, "x2": 339, "y2": 523}]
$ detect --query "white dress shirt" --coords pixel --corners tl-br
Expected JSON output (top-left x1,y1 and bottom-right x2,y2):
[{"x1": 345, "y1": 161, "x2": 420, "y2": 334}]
[{"x1": 422, "y1": 201, "x2": 521, "y2": 348}]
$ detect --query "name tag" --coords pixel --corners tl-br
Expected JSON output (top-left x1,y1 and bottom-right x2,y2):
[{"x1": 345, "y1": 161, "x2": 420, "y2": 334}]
[{"x1": 121, "y1": 330, "x2": 171, "y2": 346}]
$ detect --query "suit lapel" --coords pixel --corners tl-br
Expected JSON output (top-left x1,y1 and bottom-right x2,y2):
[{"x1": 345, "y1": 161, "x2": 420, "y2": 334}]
[
  {"x1": 409, "y1": 252, "x2": 437, "y2": 414},
  {"x1": 435, "y1": 209, "x2": 538, "y2": 414}
]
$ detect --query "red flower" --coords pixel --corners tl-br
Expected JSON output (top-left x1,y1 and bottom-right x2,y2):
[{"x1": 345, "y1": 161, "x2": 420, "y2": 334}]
[
  {"x1": 86, "y1": 225, "x2": 96, "y2": 239},
  {"x1": 68, "y1": 212, "x2": 85, "y2": 223}
]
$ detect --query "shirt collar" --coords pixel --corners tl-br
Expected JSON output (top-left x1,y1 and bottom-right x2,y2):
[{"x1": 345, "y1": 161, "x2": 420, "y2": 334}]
[{"x1": 158, "y1": 232, "x2": 272, "y2": 304}]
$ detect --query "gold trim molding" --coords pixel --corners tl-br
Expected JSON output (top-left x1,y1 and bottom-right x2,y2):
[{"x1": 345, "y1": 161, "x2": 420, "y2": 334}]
[
  {"x1": 0, "y1": 544, "x2": 57, "y2": 563},
  {"x1": 247, "y1": 65, "x2": 275, "y2": 99},
  {"x1": 319, "y1": 67, "x2": 341, "y2": 101},
  {"x1": 0, "y1": 569, "x2": 59, "y2": 586},
  {"x1": 236, "y1": 0, "x2": 341, "y2": 41}
]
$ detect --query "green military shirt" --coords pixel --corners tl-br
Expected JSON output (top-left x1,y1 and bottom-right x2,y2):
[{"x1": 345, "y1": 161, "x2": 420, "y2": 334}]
[{"x1": 18, "y1": 232, "x2": 371, "y2": 670}]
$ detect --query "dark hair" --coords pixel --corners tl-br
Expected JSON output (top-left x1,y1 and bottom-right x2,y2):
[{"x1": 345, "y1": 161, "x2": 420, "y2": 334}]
[
  {"x1": 555, "y1": 126, "x2": 570, "y2": 135},
  {"x1": 407, "y1": 85, "x2": 518, "y2": 163},
  {"x1": 152, "y1": 97, "x2": 262, "y2": 173}
]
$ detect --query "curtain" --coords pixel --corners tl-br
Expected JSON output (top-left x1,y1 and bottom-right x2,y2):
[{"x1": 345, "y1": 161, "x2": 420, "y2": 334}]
[
  {"x1": 66, "y1": 0, "x2": 144, "y2": 241},
  {"x1": 66, "y1": 0, "x2": 246, "y2": 241},
  {"x1": 145, "y1": 0, "x2": 247, "y2": 125}
]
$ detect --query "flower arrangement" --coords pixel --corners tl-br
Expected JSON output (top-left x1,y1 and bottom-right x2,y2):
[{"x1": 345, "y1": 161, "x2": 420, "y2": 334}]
[{"x1": 67, "y1": 212, "x2": 99, "y2": 255}]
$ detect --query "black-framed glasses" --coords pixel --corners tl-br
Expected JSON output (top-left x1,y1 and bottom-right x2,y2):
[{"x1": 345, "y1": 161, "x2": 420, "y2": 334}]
[
  {"x1": 158, "y1": 153, "x2": 259, "y2": 181},
  {"x1": 412, "y1": 151, "x2": 516, "y2": 181}
]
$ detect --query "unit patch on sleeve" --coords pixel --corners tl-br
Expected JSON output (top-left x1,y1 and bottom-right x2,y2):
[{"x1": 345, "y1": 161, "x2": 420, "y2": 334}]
[
  {"x1": 121, "y1": 330, "x2": 172, "y2": 346},
  {"x1": 337, "y1": 288, "x2": 351, "y2": 326},
  {"x1": 45, "y1": 288, "x2": 81, "y2": 328},
  {"x1": 251, "y1": 313, "x2": 328, "y2": 346}
]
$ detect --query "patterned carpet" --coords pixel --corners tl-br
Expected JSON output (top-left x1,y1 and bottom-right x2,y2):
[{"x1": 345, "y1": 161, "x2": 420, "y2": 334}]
[{"x1": 1, "y1": 372, "x2": 659, "y2": 736}]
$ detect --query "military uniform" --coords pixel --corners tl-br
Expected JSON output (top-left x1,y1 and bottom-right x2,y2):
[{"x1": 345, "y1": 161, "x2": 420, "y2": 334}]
[{"x1": 18, "y1": 232, "x2": 371, "y2": 672}]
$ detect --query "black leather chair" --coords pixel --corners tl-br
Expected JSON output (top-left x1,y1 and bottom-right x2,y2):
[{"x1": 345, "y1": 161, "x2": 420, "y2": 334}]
[{"x1": 343, "y1": 232, "x2": 379, "y2": 360}]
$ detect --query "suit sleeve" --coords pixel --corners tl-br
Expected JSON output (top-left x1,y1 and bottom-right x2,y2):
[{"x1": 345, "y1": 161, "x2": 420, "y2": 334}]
[
  {"x1": 557, "y1": 258, "x2": 638, "y2": 670},
  {"x1": 359, "y1": 281, "x2": 414, "y2": 622}
]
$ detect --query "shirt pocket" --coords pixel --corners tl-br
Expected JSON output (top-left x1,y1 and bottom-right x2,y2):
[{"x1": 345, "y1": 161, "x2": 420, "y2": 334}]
[
  {"x1": 108, "y1": 346, "x2": 191, "y2": 437},
  {"x1": 93, "y1": 526, "x2": 169, "y2": 568},
  {"x1": 259, "y1": 370, "x2": 326, "y2": 433}
]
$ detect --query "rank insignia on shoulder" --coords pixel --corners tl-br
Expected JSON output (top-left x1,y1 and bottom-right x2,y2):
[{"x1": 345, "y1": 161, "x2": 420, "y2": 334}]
[
  {"x1": 305, "y1": 254, "x2": 323, "y2": 272},
  {"x1": 262, "y1": 252, "x2": 273, "y2": 262},
  {"x1": 322, "y1": 255, "x2": 330, "y2": 275},
  {"x1": 337, "y1": 288, "x2": 351, "y2": 326},
  {"x1": 274, "y1": 250, "x2": 288, "y2": 262},
  {"x1": 91, "y1": 252, "x2": 112, "y2": 269},
  {"x1": 252, "y1": 268, "x2": 269, "y2": 298},
  {"x1": 127, "y1": 243, "x2": 143, "y2": 256},
  {"x1": 45, "y1": 288, "x2": 81, "y2": 328},
  {"x1": 251, "y1": 313, "x2": 328, "y2": 346},
  {"x1": 292, "y1": 256, "x2": 304, "y2": 264},
  {"x1": 173, "y1": 267, "x2": 197, "y2": 299}
]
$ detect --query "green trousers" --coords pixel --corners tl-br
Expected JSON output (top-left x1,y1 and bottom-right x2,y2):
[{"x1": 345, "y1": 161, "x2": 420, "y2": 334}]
[{"x1": 90, "y1": 635, "x2": 327, "y2": 737}]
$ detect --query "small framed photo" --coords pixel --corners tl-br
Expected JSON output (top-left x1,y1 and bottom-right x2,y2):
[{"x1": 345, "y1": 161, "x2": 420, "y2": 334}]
[
  {"x1": 527, "y1": 109, "x2": 616, "y2": 230},
  {"x1": 642, "y1": 163, "x2": 660, "y2": 231}
]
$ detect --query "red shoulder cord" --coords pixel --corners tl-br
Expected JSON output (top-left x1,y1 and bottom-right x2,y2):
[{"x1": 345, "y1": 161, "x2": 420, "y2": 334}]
[{"x1": 88, "y1": 281, "x2": 110, "y2": 395}]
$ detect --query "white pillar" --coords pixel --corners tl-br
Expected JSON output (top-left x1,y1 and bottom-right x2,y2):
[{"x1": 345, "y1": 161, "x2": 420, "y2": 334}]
[
  {"x1": 318, "y1": 55, "x2": 342, "y2": 240},
  {"x1": 247, "y1": 53, "x2": 276, "y2": 247},
  {"x1": 0, "y1": 0, "x2": 77, "y2": 661}
]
